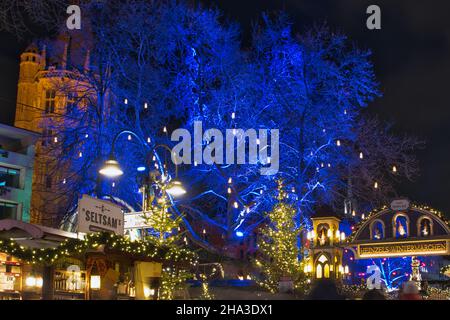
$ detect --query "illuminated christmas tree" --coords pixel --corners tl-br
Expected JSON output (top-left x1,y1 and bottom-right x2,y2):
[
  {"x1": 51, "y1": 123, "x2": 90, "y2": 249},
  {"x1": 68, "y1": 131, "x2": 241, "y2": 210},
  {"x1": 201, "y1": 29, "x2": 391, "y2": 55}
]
[
  {"x1": 255, "y1": 180, "x2": 304, "y2": 293},
  {"x1": 142, "y1": 181, "x2": 192, "y2": 300}
]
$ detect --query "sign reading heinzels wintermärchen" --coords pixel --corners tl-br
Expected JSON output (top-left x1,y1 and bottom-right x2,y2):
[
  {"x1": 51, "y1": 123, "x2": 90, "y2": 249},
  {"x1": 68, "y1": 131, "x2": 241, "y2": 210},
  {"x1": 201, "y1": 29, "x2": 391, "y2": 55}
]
[{"x1": 78, "y1": 195, "x2": 124, "y2": 235}]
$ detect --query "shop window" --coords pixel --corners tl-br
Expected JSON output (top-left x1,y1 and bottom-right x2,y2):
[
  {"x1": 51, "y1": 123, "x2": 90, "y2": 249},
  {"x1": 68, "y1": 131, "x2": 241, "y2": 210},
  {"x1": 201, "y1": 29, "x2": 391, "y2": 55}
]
[
  {"x1": 418, "y1": 217, "x2": 433, "y2": 237},
  {"x1": 371, "y1": 220, "x2": 385, "y2": 240},
  {"x1": 45, "y1": 89, "x2": 56, "y2": 114},
  {"x1": 0, "y1": 201, "x2": 18, "y2": 220},
  {"x1": 0, "y1": 165, "x2": 21, "y2": 189},
  {"x1": 393, "y1": 214, "x2": 409, "y2": 238}
]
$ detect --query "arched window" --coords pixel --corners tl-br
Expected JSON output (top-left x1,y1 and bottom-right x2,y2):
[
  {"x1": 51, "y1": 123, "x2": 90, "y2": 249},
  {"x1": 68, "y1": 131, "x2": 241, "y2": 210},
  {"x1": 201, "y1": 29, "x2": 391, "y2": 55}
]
[
  {"x1": 370, "y1": 220, "x2": 385, "y2": 240},
  {"x1": 393, "y1": 213, "x2": 409, "y2": 238},
  {"x1": 315, "y1": 254, "x2": 330, "y2": 279},
  {"x1": 316, "y1": 264, "x2": 323, "y2": 279},
  {"x1": 324, "y1": 264, "x2": 330, "y2": 278},
  {"x1": 417, "y1": 216, "x2": 433, "y2": 237}
]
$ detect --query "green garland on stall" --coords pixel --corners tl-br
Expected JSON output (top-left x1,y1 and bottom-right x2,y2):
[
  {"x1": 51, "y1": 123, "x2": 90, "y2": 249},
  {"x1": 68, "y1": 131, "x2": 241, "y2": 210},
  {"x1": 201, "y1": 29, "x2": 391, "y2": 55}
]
[{"x1": 0, "y1": 232, "x2": 198, "y2": 267}]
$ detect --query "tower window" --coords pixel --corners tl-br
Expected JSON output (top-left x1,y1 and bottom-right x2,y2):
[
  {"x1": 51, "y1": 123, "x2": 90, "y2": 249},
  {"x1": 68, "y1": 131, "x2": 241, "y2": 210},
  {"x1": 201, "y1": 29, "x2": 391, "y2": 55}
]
[
  {"x1": 45, "y1": 90, "x2": 56, "y2": 114},
  {"x1": 67, "y1": 92, "x2": 78, "y2": 113},
  {"x1": 45, "y1": 175, "x2": 52, "y2": 189}
]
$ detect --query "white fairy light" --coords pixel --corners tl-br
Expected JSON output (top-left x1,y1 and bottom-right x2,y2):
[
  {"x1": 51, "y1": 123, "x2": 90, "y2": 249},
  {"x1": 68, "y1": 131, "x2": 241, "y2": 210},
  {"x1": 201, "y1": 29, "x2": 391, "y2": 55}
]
[
  {"x1": 359, "y1": 152, "x2": 364, "y2": 159},
  {"x1": 144, "y1": 102, "x2": 148, "y2": 109},
  {"x1": 231, "y1": 112, "x2": 235, "y2": 119},
  {"x1": 128, "y1": 134, "x2": 132, "y2": 140},
  {"x1": 124, "y1": 98, "x2": 128, "y2": 104},
  {"x1": 336, "y1": 140, "x2": 341, "y2": 146},
  {"x1": 233, "y1": 202, "x2": 238, "y2": 209}
]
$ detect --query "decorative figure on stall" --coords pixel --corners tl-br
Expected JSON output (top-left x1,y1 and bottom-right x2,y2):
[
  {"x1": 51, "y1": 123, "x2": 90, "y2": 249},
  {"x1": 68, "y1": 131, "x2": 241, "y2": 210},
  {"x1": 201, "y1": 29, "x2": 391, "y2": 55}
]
[
  {"x1": 409, "y1": 257, "x2": 422, "y2": 291},
  {"x1": 319, "y1": 230, "x2": 326, "y2": 246},
  {"x1": 420, "y1": 219, "x2": 431, "y2": 237},
  {"x1": 374, "y1": 227, "x2": 382, "y2": 240}
]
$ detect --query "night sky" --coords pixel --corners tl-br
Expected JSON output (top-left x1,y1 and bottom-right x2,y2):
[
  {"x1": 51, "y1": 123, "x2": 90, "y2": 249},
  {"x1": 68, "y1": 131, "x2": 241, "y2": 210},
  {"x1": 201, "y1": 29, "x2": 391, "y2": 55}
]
[{"x1": 1, "y1": 0, "x2": 449, "y2": 214}]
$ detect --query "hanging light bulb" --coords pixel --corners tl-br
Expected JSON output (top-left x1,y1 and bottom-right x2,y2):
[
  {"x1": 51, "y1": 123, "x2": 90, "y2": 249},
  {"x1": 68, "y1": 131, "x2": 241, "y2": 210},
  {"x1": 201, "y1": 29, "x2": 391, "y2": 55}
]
[
  {"x1": 291, "y1": 187, "x2": 295, "y2": 193},
  {"x1": 260, "y1": 190, "x2": 263, "y2": 195},
  {"x1": 231, "y1": 112, "x2": 235, "y2": 119},
  {"x1": 79, "y1": 152, "x2": 83, "y2": 158},
  {"x1": 128, "y1": 134, "x2": 132, "y2": 140},
  {"x1": 163, "y1": 126, "x2": 167, "y2": 133},
  {"x1": 54, "y1": 137, "x2": 58, "y2": 143},
  {"x1": 144, "y1": 102, "x2": 148, "y2": 109},
  {"x1": 359, "y1": 152, "x2": 364, "y2": 159},
  {"x1": 227, "y1": 187, "x2": 231, "y2": 194},
  {"x1": 112, "y1": 182, "x2": 115, "y2": 188},
  {"x1": 152, "y1": 155, "x2": 156, "y2": 161},
  {"x1": 63, "y1": 179, "x2": 66, "y2": 184},
  {"x1": 374, "y1": 181, "x2": 378, "y2": 189},
  {"x1": 352, "y1": 210, "x2": 356, "y2": 217},
  {"x1": 194, "y1": 160, "x2": 198, "y2": 167},
  {"x1": 147, "y1": 137, "x2": 151, "y2": 143},
  {"x1": 228, "y1": 177, "x2": 232, "y2": 184},
  {"x1": 124, "y1": 98, "x2": 128, "y2": 104},
  {"x1": 362, "y1": 214, "x2": 365, "y2": 219},
  {"x1": 234, "y1": 202, "x2": 238, "y2": 209},
  {"x1": 85, "y1": 134, "x2": 89, "y2": 138},
  {"x1": 336, "y1": 140, "x2": 341, "y2": 146},
  {"x1": 202, "y1": 228, "x2": 206, "y2": 235},
  {"x1": 392, "y1": 165, "x2": 397, "y2": 173},
  {"x1": 256, "y1": 138, "x2": 260, "y2": 145},
  {"x1": 246, "y1": 207, "x2": 250, "y2": 213},
  {"x1": 344, "y1": 109, "x2": 347, "y2": 115}
]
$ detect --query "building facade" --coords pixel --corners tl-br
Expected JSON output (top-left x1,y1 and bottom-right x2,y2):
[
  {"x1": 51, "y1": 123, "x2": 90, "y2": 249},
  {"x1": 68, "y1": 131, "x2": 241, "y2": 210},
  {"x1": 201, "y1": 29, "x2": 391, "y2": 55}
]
[
  {"x1": 14, "y1": 32, "x2": 92, "y2": 226},
  {"x1": 0, "y1": 123, "x2": 38, "y2": 222}
]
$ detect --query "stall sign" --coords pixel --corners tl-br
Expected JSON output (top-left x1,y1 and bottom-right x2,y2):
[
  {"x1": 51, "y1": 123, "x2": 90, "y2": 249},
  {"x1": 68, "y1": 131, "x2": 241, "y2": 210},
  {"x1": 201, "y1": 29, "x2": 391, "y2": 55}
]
[{"x1": 78, "y1": 195, "x2": 124, "y2": 235}]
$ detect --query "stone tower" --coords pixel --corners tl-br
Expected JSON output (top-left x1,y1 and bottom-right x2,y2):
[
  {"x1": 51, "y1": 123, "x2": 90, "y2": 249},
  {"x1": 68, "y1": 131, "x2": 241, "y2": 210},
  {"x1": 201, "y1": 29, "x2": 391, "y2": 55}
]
[{"x1": 14, "y1": 33, "x2": 91, "y2": 226}]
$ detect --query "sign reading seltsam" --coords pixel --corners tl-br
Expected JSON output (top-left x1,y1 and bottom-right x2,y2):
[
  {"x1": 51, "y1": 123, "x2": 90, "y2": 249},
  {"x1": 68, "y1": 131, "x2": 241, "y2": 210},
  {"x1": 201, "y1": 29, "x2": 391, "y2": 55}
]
[
  {"x1": 358, "y1": 239, "x2": 448, "y2": 258},
  {"x1": 78, "y1": 195, "x2": 124, "y2": 235}
]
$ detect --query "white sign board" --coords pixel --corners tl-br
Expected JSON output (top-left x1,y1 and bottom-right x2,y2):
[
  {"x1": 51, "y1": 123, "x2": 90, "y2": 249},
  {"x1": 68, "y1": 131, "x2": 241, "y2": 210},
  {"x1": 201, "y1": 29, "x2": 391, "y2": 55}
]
[
  {"x1": 78, "y1": 195, "x2": 124, "y2": 235},
  {"x1": 124, "y1": 212, "x2": 149, "y2": 230},
  {"x1": 390, "y1": 199, "x2": 410, "y2": 211}
]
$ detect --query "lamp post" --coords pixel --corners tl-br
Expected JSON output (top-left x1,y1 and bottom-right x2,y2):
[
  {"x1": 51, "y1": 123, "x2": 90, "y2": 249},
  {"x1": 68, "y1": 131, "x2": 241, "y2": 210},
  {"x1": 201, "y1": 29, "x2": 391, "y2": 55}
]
[{"x1": 99, "y1": 129, "x2": 186, "y2": 197}]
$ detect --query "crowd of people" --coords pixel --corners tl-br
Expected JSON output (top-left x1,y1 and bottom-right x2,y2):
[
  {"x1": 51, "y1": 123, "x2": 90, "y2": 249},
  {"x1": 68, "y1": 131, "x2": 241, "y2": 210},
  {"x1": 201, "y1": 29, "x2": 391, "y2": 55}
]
[{"x1": 305, "y1": 280, "x2": 424, "y2": 300}]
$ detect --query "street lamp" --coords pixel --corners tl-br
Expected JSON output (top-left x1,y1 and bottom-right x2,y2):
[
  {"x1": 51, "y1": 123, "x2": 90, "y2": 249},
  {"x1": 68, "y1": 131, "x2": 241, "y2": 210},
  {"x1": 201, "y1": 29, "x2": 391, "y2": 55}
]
[
  {"x1": 99, "y1": 130, "x2": 186, "y2": 196},
  {"x1": 166, "y1": 179, "x2": 186, "y2": 197},
  {"x1": 98, "y1": 159, "x2": 123, "y2": 178}
]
